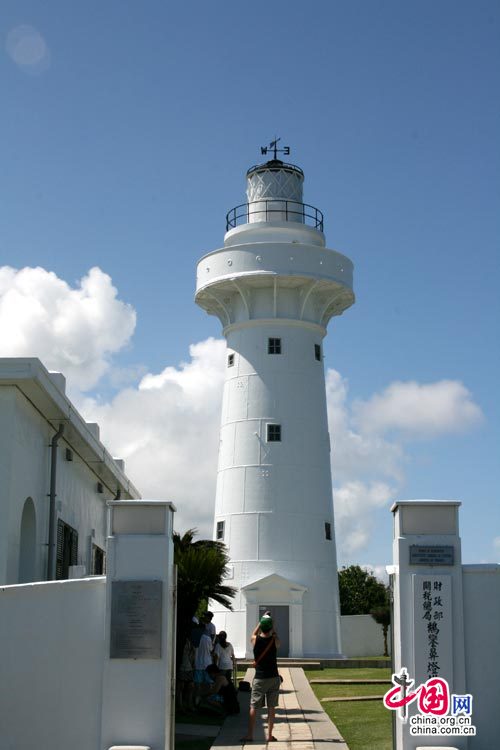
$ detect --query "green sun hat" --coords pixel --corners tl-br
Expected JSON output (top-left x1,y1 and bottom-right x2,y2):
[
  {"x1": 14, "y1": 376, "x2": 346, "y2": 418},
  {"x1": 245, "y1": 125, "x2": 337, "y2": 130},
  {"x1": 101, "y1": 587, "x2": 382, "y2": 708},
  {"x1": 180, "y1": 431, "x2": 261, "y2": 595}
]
[{"x1": 259, "y1": 615, "x2": 273, "y2": 632}]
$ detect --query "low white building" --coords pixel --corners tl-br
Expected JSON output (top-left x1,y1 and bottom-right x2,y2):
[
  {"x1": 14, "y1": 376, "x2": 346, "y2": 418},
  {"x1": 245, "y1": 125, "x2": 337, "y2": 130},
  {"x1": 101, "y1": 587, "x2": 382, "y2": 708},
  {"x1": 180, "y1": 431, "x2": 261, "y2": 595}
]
[
  {"x1": 0, "y1": 357, "x2": 140, "y2": 585},
  {"x1": 0, "y1": 500, "x2": 176, "y2": 750}
]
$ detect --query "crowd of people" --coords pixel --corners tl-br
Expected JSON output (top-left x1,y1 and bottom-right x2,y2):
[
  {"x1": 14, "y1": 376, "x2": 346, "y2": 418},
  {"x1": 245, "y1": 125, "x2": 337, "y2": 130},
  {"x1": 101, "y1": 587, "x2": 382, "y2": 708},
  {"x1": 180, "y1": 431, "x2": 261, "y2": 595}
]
[
  {"x1": 177, "y1": 611, "x2": 238, "y2": 715},
  {"x1": 177, "y1": 609, "x2": 281, "y2": 742}
]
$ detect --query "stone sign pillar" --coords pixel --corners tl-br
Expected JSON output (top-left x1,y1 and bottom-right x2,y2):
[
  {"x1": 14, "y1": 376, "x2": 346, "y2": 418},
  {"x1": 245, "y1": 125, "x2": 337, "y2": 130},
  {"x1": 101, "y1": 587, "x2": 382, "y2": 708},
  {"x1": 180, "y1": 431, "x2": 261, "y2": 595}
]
[
  {"x1": 388, "y1": 500, "x2": 467, "y2": 750},
  {"x1": 100, "y1": 500, "x2": 176, "y2": 750}
]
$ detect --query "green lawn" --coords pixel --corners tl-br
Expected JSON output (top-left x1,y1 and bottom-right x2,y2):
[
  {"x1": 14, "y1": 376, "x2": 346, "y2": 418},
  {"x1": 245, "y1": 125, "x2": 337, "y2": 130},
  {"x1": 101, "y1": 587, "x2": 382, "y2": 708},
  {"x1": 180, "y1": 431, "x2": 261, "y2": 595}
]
[
  {"x1": 307, "y1": 668, "x2": 392, "y2": 750},
  {"x1": 347, "y1": 655, "x2": 391, "y2": 661},
  {"x1": 313, "y1": 682, "x2": 387, "y2": 699},
  {"x1": 322, "y1": 700, "x2": 392, "y2": 750}
]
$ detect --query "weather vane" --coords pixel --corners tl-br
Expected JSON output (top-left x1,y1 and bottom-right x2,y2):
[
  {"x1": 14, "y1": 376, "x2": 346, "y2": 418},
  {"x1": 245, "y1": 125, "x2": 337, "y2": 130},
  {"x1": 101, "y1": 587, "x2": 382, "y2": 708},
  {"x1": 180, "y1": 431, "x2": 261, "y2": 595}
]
[{"x1": 261, "y1": 137, "x2": 290, "y2": 160}]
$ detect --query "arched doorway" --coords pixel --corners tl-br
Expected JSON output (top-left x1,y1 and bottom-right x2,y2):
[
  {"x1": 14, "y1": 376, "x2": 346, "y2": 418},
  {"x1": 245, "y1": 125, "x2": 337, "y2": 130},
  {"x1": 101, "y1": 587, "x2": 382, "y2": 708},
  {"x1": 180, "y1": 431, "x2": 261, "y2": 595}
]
[{"x1": 19, "y1": 498, "x2": 37, "y2": 583}]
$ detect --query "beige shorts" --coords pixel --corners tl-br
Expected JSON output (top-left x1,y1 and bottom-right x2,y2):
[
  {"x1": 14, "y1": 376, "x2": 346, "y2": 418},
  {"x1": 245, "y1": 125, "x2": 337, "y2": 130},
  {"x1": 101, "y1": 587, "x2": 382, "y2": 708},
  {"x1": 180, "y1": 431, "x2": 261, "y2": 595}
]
[{"x1": 250, "y1": 676, "x2": 281, "y2": 708}]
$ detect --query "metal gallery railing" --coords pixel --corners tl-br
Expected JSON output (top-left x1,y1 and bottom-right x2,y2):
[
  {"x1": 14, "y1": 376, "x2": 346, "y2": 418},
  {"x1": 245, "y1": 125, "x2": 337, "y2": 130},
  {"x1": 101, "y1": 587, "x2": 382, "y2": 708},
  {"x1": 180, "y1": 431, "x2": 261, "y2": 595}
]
[{"x1": 226, "y1": 199, "x2": 324, "y2": 232}]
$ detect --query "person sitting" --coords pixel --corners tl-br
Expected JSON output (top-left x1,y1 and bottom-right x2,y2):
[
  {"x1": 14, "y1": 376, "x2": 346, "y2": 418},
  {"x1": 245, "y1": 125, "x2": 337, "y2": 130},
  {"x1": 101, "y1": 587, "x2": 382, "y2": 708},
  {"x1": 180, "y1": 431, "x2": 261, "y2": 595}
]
[{"x1": 196, "y1": 664, "x2": 228, "y2": 714}]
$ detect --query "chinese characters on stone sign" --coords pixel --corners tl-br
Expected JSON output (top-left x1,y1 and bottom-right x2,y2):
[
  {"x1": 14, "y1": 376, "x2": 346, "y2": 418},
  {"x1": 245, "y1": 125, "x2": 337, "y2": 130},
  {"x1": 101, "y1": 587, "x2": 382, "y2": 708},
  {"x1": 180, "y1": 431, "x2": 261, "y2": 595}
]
[
  {"x1": 412, "y1": 575, "x2": 451, "y2": 686},
  {"x1": 422, "y1": 579, "x2": 444, "y2": 678}
]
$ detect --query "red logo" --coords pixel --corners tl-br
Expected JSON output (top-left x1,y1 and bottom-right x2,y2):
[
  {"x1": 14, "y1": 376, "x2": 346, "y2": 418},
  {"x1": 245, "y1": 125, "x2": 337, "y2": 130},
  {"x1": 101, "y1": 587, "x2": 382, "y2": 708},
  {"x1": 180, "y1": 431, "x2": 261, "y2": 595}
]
[{"x1": 383, "y1": 669, "x2": 450, "y2": 721}]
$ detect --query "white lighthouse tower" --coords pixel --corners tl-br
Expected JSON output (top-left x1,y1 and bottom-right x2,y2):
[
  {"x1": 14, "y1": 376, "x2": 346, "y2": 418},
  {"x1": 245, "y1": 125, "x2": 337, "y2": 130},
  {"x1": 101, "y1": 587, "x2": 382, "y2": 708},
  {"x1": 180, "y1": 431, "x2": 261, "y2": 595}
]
[{"x1": 195, "y1": 142, "x2": 354, "y2": 657}]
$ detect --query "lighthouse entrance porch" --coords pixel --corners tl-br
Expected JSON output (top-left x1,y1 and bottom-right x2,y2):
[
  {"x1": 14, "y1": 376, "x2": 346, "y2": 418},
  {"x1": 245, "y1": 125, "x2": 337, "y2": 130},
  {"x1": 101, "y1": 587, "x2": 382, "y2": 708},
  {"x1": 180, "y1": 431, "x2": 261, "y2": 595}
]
[
  {"x1": 241, "y1": 573, "x2": 307, "y2": 657},
  {"x1": 259, "y1": 604, "x2": 290, "y2": 656}
]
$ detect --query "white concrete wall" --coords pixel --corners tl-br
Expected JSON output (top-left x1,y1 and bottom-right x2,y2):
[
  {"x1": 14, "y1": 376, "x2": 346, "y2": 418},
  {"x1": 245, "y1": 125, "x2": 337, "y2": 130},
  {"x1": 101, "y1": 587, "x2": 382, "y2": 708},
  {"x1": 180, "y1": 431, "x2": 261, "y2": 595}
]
[
  {"x1": 0, "y1": 386, "x2": 118, "y2": 585},
  {"x1": 340, "y1": 614, "x2": 391, "y2": 657},
  {"x1": 0, "y1": 577, "x2": 106, "y2": 750},
  {"x1": 389, "y1": 501, "x2": 496, "y2": 750},
  {"x1": 462, "y1": 564, "x2": 500, "y2": 749},
  {"x1": 0, "y1": 501, "x2": 176, "y2": 750},
  {"x1": 101, "y1": 501, "x2": 176, "y2": 750},
  {"x1": 390, "y1": 501, "x2": 468, "y2": 750},
  {"x1": 0, "y1": 387, "x2": 16, "y2": 584},
  {"x1": 0, "y1": 385, "x2": 52, "y2": 584},
  {"x1": 219, "y1": 609, "x2": 391, "y2": 659}
]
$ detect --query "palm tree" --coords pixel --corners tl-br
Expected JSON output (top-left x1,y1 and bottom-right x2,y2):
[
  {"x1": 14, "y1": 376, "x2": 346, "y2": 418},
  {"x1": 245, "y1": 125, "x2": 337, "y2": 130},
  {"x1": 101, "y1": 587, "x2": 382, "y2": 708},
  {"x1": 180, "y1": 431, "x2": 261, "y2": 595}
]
[
  {"x1": 174, "y1": 529, "x2": 235, "y2": 665},
  {"x1": 174, "y1": 528, "x2": 235, "y2": 616}
]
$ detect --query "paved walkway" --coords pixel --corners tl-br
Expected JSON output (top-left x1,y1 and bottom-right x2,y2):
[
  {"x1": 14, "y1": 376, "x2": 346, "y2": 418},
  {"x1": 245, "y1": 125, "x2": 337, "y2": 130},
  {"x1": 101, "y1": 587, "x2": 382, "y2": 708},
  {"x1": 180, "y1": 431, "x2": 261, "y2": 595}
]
[{"x1": 209, "y1": 668, "x2": 349, "y2": 750}]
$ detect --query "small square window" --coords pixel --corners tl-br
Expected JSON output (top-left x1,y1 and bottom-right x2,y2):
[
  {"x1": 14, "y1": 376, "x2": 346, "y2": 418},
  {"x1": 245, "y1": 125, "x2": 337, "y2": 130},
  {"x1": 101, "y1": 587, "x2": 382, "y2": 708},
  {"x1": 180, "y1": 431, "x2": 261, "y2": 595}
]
[
  {"x1": 216, "y1": 521, "x2": 225, "y2": 540},
  {"x1": 315, "y1": 344, "x2": 322, "y2": 361},
  {"x1": 228, "y1": 353, "x2": 235, "y2": 367},
  {"x1": 267, "y1": 424, "x2": 281, "y2": 442},
  {"x1": 91, "y1": 544, "x2": 106, "y2": 575},
  {"x1": 325, "y1": 522, "x2": 332, "y2": 540},
  {"x1": 268, "y1": 337, "x2": 281, "y2": 354}
]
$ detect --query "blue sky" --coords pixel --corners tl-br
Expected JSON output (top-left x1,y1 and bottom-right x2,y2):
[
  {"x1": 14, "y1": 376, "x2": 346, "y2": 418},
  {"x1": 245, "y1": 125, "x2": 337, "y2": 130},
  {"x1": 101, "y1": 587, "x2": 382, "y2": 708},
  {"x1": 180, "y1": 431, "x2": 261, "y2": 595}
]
[{"x1": 1, "y1": 1, "x2": 499, "y2": 573}]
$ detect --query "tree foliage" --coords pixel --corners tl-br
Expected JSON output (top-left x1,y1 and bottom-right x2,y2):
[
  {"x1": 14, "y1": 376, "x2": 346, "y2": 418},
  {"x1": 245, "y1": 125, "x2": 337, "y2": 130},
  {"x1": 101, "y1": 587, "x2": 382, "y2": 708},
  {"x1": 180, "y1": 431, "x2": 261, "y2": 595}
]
[
  {"x1": 370, "y1": 606, "x2": 391, "y2": 657},
  {"x1": 174, "y1": 528, "x2": 236, "y2": 669},
  {"x1": 174, "y1": 528, "x2": 235, "y2": 629},
  {"x1": 338, "y1": 565, "x2": 389, "y2": 615}
]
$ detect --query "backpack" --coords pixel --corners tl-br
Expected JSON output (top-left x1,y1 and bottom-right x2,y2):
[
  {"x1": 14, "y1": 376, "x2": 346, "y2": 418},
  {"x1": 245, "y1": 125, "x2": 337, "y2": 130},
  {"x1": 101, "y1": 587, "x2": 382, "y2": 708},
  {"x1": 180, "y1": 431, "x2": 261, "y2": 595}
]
[{"x1": 220, "y1": 680, "x2": 240, "y2": 714}]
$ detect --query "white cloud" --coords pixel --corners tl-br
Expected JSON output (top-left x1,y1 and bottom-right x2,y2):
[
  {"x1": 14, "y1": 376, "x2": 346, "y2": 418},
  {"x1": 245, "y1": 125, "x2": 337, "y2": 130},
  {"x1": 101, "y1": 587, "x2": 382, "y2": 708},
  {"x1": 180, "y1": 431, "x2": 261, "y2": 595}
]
[
  {"x1": 139, "y1": 338, "x2": 226, "y2": 405},
  {"x1": 325, "y1": 370, "x2": 400, "y2": 557},
  {"x1": 333, "y1": 480, "x2": 395, "y2": 555},
  {"x1": 1, "y1": 265, "x2": 483, "y2": 553},
  {"x1": 78, "y1": 339, "x2": 483, "y2": 547},
  {"x1": 0, "y1": 266, "x2": 136, "y2": 390},
  {"x1": 330, "y1": 376, "x2": 483, "y2": 556},
  {"x1": 327, "y1": 370, "x2": 405, "y2": 484},
  {"x1": 353, "y1": 379, "x2": 483, "y2": 437},
  {"x1": 362, "y1": 565, "x2": 390, "y2": 585},
  {"x1": 79, "y1": 342, "x2": 402, "y2": 541},
  {"x1": 80, "y1": 339, "x2": 227, "y2": 534}
]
